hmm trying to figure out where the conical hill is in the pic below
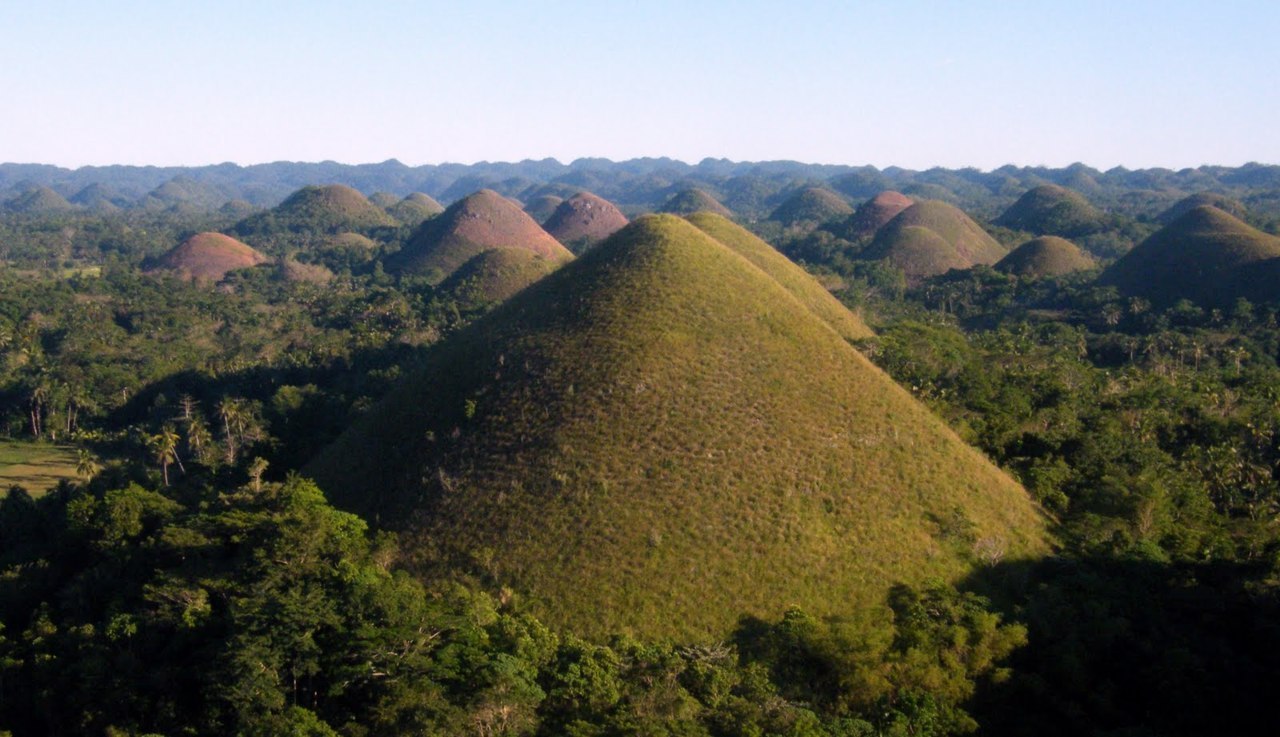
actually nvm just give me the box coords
[436,248,565,305]
[995,236,1095,278]
[542,191,629,253]
[235,184,396,237]
[524,194,564,224]
[387,189,572,282]
[659,187,732,217]
[307,214,1046,640]
[995,184,1103,236]
[148,232,268,282]
[862,200,1006,280]
[768,187,853,228]
[684,212,873,340]
[387,192,444,226]
[1159,192,1247,224]
[832,190,913,241]
[1099,206,1280,307]
[5,186,76,214]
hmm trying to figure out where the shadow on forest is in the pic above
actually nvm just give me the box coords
[959,554,1280,737]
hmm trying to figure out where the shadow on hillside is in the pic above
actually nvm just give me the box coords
[960,554,1280,737]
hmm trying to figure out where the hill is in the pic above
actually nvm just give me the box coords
[147,232,268,282]
[387,192,444,226]
[768,187,853,228]
[523,194,564,223]
[368,192,400,208]
[995,236,1095,277]
[386,189,572,281]
[234,184,396,237]
[4,186,76,214]
[277,258,334,284]
[831,190,914,240]
[995,184,1104,236]
[70,183,129,212]
[542,192,629,253]
[1099,205,1280,307]
[436,247,565,305]
[862,200,1006,280]
[658,187,732,217]
[141,176,230,211]
[684,211,873,340]
[307,214,1046,640]
[1159,192,1248,224]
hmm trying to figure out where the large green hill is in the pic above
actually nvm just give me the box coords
[307,214,1045,640]
[862,200,1006,280]
[1100,205,1280,307]
[233,184,396,239]
[995,236,1095,278]
[995,184,1104,237]
[386,189,572,282]
[768,186,853,228]
[658,187,732,217]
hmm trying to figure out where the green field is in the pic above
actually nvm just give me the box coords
[0,440,81,495]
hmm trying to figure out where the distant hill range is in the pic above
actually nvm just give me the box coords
[7,159,1277,222]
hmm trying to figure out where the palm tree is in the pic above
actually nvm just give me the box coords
[75,449,99,482]
[149,424,182,486]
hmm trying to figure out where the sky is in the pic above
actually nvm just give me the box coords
[1,0,1277,170]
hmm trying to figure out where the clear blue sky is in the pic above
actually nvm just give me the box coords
[2,0,1277,170]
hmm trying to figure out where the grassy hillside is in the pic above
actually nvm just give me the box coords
[148,232,268,282]
[996,184,1104,236]
[387,192,444,226]
[386,189,571,282]
[308,214,1045,640]
[768,186,853,227]
[436,247,565,305]
[684,211,873,340]
[832,190,914,240]
[863,200,1006,280]
[234,184,396,238]
[1159,192,1248,224]
[1100,205,1280,307]
[659,187,732,217]
[542,191,629,253]
[5,186,76,214]
[523,194,564,223]
[996,236,1095,277]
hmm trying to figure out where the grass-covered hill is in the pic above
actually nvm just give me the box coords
[862,200,1007,280]
[367,191,400,208]
[995,236,1096,278]
[307,214,1046,640]
[70,182,129,212]
[658,187,733,217]
[140,176,232,212]
[4,185,77,214]
[831,190,914,240]
[542,191,629,253]
[684,211,873,340]
[146,232,268,282]
[1159,192,1248,224]
[436,247,566,306]
[995,184,1105,236]
[386,189,572,282]
[767,186,853,228]
[387,192,444,226]
[233,184,397,239]
[1099,205,1280,307]
[523,194,564,223]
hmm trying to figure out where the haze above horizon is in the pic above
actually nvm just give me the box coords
[3,0,1277,171]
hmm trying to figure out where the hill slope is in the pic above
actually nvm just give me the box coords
[659,187,733,217]
[862,200,1006,280]
[995,236,1095,277]
[148,232,268,282]
[5,186,76,214]
[684,212,873,340]
[307,215,1045,640]
[1099,205,1280,306]
[768,187,853,228]
[436,248,566,305]
[542,191,629,253]
[387,189,572,281]
[996,184,1104,236]
[524,194,565,223]
[234,184,396,237]
[1159,192,1247,224]
[387,192,444,226]
[832,191,914,241]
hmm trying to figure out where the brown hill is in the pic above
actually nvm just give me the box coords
[387,189,572,282]
[1099,206,1280,307]
[862,200,1006,281]
[659,187,732,217]
[833,191,914,240]
[307,215,1046,639]
[542,192,629,253]
[996,236,1095,278]
[149,232,268,282]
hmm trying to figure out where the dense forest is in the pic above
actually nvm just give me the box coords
[2,161,1279,736]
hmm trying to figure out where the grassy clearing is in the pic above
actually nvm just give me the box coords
[0,440,81,495]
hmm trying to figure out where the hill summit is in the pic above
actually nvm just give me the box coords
[1100,205,1280,307]
[832,190,914,241]
[387,189,572,281]
[768,187,853,228]
[542,191,629,253]
[147,232,268,282]
[995,184,1104,236]
[862,200,1006,281]
[308,214,1045,639]
[658,187,732,217]
[387,192,444,226]
[234,184,396,238]
[995,236,1095,278]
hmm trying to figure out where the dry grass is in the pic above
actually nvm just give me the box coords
[0,441,81,496]
[863,200,1006,280]
[309,215,1046,640]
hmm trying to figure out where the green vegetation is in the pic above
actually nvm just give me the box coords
[523,193,564,223]
[994,236,1095,278]
[386,191,444,226]
[767,186,853,229]
[1159,191,1248,223]
[3,186,76,215]
[232,184,399,253]
[436,247,566,307]
[658,187,733,217]
[0,440,80,494]
[862,201,1006,281]
[309,215,1045,640]
[995,184,1105,237]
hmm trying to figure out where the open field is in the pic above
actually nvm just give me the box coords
[0,440,81,495]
